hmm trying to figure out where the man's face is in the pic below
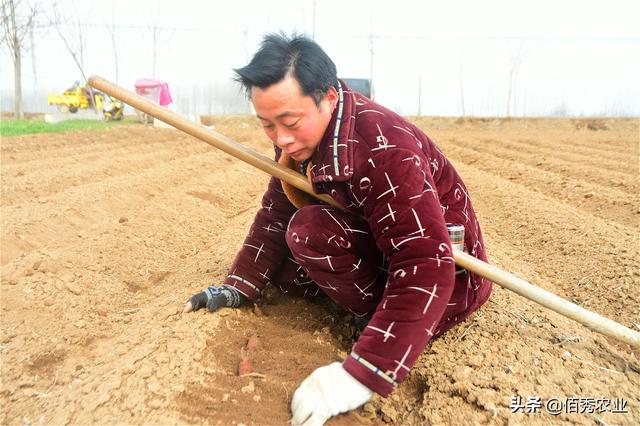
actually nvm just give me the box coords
[252,75,337,162]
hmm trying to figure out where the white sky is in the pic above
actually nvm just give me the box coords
[1,0,639,116]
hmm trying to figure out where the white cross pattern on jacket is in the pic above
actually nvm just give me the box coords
[425,320,438,337]
[263,200,274,214]
[357,109,385,116]
[366,321,396,342]
[243,242,265,262]
[390,235,430,251]
[386,344,413,381]
[377,203,397,224]
[262,223,284,233]
[318,164,332,175]
[392,125,420,147]
[407,208,428,236]
[409,171,437,201]
[350,258,362,272]
[371,124,396,152]
[353,278,376,299]
[346,181,367,207]
[429,243,455,267]
[260,268,270,280]
[322,209,349,235]
[321,209,370,236]
[454,183,471,222]
[297,253,335,271]
[407,284,439,315]
[376,172,399,200]
[316,280,339,292]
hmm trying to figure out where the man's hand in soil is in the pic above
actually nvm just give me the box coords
[291,362,373,425]
[182,285,246,314]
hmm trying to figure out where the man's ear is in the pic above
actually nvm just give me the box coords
[325,86,338,108]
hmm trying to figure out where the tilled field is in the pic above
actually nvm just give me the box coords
[1,117,638,425]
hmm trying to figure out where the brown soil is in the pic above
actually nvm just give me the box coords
[1,116,638,425]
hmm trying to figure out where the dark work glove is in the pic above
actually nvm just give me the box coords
[182,284,246,313]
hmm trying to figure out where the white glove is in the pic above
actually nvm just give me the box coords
[291,362,373,426]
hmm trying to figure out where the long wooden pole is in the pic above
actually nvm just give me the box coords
[88,75,640,348]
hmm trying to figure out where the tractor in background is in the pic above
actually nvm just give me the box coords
[47,81,124,121]
[102,96,124,121]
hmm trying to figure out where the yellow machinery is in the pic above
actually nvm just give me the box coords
[48,81,123,120]
[102,97,124,121]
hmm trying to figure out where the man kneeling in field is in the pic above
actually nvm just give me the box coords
[184,33,492,425]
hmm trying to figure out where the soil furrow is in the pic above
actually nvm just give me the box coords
[0,142,212,207]
[444,136,638,191]
[0,148,256,266]
[443,143,639,228]
[0,132,210,170]
[449,135,638,177]
[455,162,639,327]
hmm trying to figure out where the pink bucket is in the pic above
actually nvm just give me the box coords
[134,79,172,106]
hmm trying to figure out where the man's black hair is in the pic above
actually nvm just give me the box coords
[234,33,338,106]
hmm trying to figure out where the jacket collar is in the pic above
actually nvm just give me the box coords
[309,80,356,183]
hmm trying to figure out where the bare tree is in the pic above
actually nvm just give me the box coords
[311,0,316,39]
[417,74,422,116]
[242,26,248,63]
[506,40,527,117]
[29,16,36,99]
[150,23,158,77]
[1,0,37,119]
[49,1,99,112]
[105,0,118,83]
[49,2,87,79]
[458,53,466,116]
[368,5,374,93]
[145,22,174,78]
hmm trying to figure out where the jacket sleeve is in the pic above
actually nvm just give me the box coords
[222,154,298,300]
[342,147,455,397]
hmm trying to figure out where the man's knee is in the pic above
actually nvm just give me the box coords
[288,205,324,231]
[286,205,326,250]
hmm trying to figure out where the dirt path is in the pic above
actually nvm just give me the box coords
[1,117,638,425]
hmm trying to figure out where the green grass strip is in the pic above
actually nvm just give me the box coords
[0,118,134,137]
